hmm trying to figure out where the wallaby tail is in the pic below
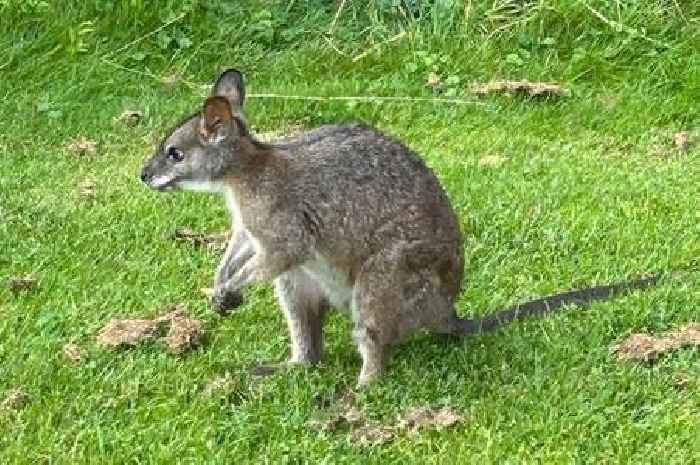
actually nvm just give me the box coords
[453,274,661,335]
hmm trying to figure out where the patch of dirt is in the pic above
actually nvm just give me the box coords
[157,308,204,354]
[67,136,97,155]
[351,425,396,447]
[1,388,29,411]
[470,80,569,97]
[97,304,204,353]
[97,318,158,348]
[307,392,465,447]
[174,228,230,253]
[307,391,364,432]
[613,323,700,361]
[8,275,38,294]
[397,406,464,434]
[78,180,97,198]
[62,343,84,362]
[673,131,692,152]
[479,154,507,167]
[113,109,143,126]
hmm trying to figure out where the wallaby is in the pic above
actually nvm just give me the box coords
[140,69,659,385]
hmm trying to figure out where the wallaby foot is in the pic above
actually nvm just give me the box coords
[355,332,388,387]
[212,288,244,315]
[275,269,329,365]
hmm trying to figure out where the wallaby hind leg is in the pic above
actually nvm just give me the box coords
[352,246,460,386]
[275,268,329,365]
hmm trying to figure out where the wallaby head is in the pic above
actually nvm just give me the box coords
[140,69,257,192]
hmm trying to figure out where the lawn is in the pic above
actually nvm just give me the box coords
[1,1,698,464]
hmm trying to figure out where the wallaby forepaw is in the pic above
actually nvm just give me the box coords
[212,287,244,315]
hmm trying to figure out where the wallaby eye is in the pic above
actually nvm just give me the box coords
[167,147,184,162]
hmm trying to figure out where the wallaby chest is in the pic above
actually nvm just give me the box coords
[301,252,354,309]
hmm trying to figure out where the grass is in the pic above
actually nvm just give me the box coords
[1,1,699,463]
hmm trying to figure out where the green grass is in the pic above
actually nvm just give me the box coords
[1,1,699,463]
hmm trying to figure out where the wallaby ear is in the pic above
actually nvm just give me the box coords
[211,69,245,111]
[199,96,233,144]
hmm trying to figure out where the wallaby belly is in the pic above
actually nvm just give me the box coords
[301,253,353,309]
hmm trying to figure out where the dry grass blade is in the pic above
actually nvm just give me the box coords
[470,80,569,97]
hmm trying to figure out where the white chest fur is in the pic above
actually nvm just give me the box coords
[301,253,353,309]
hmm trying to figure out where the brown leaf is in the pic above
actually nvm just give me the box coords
[174,228,230,252]
[613,323,700,361]
[673,131,691,152]
[8,275,38,294]
[113,109,143,126]
[78,180,97,198]
[470,80,569,97]
[67,136,97,155]
[62,343,84,362]
[1,388,29,411]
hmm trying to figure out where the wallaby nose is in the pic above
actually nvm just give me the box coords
[140,168,151,184]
